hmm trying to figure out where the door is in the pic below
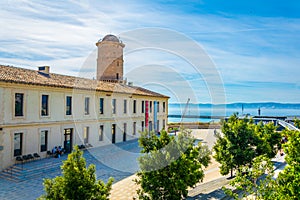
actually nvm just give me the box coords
[64,128,73,153]
[123,123,127,142]
[149,121,153,132]
[112,124,116,144]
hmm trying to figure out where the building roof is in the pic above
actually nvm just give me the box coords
[102,34,120,42]
[0,65,169,98]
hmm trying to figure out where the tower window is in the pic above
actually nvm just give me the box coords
[116,73,119,80]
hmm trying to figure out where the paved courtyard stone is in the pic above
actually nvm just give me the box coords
[0,139,140,200]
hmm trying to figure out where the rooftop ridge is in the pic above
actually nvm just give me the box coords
[0,64,169,98]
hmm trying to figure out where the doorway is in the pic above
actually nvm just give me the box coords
[64,128,73,153]
[112,124,116,144]
[123,123,127,142]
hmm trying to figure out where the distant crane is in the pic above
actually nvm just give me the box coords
[180,98,190,126]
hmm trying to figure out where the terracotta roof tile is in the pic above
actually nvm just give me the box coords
[0,65,169,98]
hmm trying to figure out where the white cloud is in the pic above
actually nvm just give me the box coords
[0,0,299,103]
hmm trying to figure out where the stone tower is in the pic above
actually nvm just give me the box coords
[96,34,125,81]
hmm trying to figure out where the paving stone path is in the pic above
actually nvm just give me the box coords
[0,139,140,200]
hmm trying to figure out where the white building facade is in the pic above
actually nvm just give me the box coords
[0,34,169,170]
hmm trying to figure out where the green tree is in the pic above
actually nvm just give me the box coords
[223,155,274,200]
[223,129,300,200]
[254,122,282,159]
[213,113,256,177]
[135,129,211,200]
[270,129,300,199]
[39,146,113,200]
[294,118,300,128]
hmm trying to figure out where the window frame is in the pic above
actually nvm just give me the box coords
[112,99,116,114]
[40,130,48,152]
[141,121,145,132]
[99,125,104,141]
[13,132,23,157]
[66,96,72,116]
[100,98,104,114]
[14,93,24,117]
[84,126,89,144]
[123,99,127,114]
[41,94,49,116]
[133,122,136,135]
[133,100,137,114]
[141,100,145,113]
[84,97,90,115]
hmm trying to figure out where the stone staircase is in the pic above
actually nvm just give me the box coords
[0,156,65,182]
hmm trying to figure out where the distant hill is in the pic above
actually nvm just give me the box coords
[169,102,300,109]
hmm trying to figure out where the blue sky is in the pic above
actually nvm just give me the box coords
[1,0,300,103]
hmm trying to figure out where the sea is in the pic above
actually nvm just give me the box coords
[168,103,300,123]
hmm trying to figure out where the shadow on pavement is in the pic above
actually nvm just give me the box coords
[187,188,226,200]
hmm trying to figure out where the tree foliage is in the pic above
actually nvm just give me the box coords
[213,113,281,177]
[135,129,211,200]
[223,128,300,199]
[213,114,257,177]
[270,129,300,199]
[223,155,274,200]
[39,146,113,200]
[294,118,300,129]
[254,122,282,158]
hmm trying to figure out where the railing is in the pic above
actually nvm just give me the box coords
[277,120,300,131]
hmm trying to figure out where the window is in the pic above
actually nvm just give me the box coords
[141,121,144,132]
[40,130,48,152]
[84,127,89,144]
[141,101,145,113]
[66,96,72,115]
[150,101,152,113]
[85,97,90,115]
[157,101,160,113]
[163,102,166,113]
[15,93,24,117]
[133,100,137,113]
[163,119,166,129]
[99,125,104,141]
[112,99,116,114]
[133,122,136,135]
[157,120,160,132]
[41,95,49,116]
[124,99,127,114]
[100,98,104,114]
[14,133,22,156]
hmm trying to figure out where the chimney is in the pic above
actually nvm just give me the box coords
[38,66,50,74]
[128,82,133,86]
